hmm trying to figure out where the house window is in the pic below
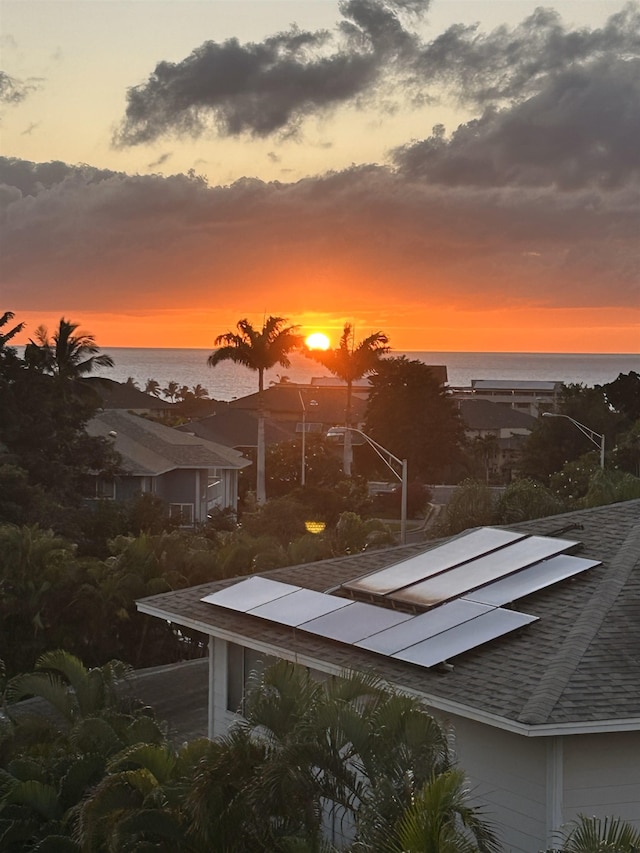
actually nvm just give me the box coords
[94,478,115,499]
[169,503,194,525]
[227,643,275,714]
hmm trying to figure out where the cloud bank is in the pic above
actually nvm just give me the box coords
[1,1,639,348]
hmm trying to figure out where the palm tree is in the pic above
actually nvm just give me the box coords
[0,310,24,352]
[24,318,114,382]
[378,769,500,853]
[307,324,389,475]
[559,814,640,853]
[145,378,161,397]
[208,317,303,503]
[162,379,180,402]
[191,383,209,399]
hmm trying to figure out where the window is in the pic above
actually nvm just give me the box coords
[94,478,115,499]
[169,503,194,525]
[227,643,275,714]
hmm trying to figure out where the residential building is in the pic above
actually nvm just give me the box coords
[453,379,563,417]
[457,398,538,482]
[137,499,640,850]
[86,410,250,521]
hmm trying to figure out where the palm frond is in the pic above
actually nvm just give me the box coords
[562,814,640,852]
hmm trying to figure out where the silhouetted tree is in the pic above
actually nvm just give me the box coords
[307,324,389,475]
[208,317,303,503]
[24,318,114,385]
[364,356,465,483]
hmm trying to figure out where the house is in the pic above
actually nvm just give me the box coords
[176,409,292,451]
[227,385,369,435]
[453,379,563,417]
[83,377,175,416]
[86,410,250,522]
[457,398,538,482]
[137,499,640,849]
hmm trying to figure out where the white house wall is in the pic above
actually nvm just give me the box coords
[443,713,547,853]
[563,731,640,830]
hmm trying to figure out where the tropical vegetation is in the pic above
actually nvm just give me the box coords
[208,317,304,503]
[306,324,389,476]
[1,655,499,853]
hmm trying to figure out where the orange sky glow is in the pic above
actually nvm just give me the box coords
[13,305,640,354]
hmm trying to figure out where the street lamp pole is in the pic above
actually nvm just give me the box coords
[328,426,408,545]
[299,391,306,487]
[541,412,605,469]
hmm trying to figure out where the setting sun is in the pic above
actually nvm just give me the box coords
[305,332,331,350]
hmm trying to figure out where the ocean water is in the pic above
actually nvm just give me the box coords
[95,349,639,402]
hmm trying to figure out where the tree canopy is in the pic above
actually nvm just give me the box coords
[208,316,303,393]
[306,324,389,475]
[364,356,465,483]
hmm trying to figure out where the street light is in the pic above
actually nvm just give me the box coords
[327,426,408,545]
[541,412,605,469]
[299,391,306,487]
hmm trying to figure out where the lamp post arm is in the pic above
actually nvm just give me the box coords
[336,426,407,544]
[542,412,605,469]
[348,427,404,480]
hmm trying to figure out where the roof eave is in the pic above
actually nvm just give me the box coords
[136,600,640,739]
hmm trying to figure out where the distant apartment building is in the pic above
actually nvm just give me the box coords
[452,379,563,417]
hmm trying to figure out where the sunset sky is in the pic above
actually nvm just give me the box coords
[2,0,639,352]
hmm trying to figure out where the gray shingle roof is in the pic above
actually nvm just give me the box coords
[87,410,250,475]
[137,499,640,730]
[457,399,538,431]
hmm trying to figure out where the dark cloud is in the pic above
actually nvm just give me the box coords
[393,57,640,189]
[0,70,41,105]
[114,0,640,152]
[114,0,429,145]
[413,4,640,106]
[1,155,637,319]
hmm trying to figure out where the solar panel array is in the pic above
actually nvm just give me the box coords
[201,527,600,670]
[202,576,538,669]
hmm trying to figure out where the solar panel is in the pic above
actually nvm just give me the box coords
[355,599,494,655]
[463,554,601,607]
[302,601,412,643]
[249,588,351,627]
[391,535,578,608]
[392,608,538,668]
[200,576,300,611]
[344,527,524,596]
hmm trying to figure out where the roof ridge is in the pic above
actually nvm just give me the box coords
[518,518,640,725]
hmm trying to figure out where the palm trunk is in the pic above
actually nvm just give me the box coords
[257,369,266,503]
[344,380,353,477]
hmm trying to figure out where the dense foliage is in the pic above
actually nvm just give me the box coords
[364,356,466,483]
[1,656,499,853]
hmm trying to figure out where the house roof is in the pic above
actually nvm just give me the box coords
[84,377,171,410]
[87,410,251,476]
[177,410,292,449]
[228,386,368,425]
[471,379,562,392]
[457,399,538,431]
[137,499,640,733]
